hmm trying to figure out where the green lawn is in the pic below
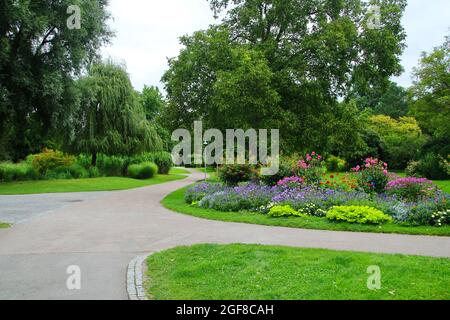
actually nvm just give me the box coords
[434,180,450,194]
[162,186,450,236]
[0,222,10,229]
[169,167,191,175]
[146,244,450,300]
[0,174,187,195]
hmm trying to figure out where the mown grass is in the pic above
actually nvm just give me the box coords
[146,244,450,300]
[0,222,10,229]
[162,186,450,236]
[0,173,187,195]
[169,167,191,175]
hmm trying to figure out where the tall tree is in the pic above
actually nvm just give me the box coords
[163,0,407,154]
[0,0,112,160]
[409,35,450,155]
[373,82,409,118]
[139,85,165,121]
[67,61,162,166]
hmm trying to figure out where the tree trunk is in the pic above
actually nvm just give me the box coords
[91,151,97,167]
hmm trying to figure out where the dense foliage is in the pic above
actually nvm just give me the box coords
[0,150,173,182]
[0,0,112,160]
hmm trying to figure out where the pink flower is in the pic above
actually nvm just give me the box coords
[383,163,388,168]
[383,170,388,176]
[311,151,316,156]
[317,155,322,160]
[306,154,312,161]
[297,160,309,169]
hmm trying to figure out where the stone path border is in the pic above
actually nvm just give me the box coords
[127,254,150,300]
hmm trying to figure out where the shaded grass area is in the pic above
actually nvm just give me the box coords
[146,244,450,300]
[162,187,450,236]
[0,174,187,195]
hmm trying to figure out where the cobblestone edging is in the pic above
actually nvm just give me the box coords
[126,254,151,300]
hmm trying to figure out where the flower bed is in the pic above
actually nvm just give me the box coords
[184,154,449,228]
[185,182,449,226]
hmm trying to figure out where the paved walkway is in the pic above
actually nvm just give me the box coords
[0,169,449,300]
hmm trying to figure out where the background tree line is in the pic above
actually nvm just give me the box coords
[0,0,166,164]
[0,0,448,179]
[161,0,449,178]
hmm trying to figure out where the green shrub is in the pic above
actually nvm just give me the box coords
[219,164,259,186]
[268,205,304,217]
[325,156,347,172]
[326,206,392,225]
[405,160,423,177]
[0,162,37,182]
[418,153,449,180]
[139,162,158,179]
[260,161,295,186]
[127,164,142,179]
[76,154,93,170]
[439,155,450,176]
[44,164,89,180]
[353,158,389,194]
[127,162,158,180]
[88,166,101,178]
[97,155,126,177]
[32,148,75,175]
[147,152,172,174]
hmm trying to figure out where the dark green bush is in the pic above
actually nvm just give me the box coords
[127,164,142,179]
[148,152,172,174]
[419,153,449,180]
[88,166,101,178]
[260,161,295,186]
[127,162,158,180]
[219,164,259,186]
[97,155,125,177]
[140,162,159,179]
[44,164,89,180]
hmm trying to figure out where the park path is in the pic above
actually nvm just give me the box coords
[0,169,449,300]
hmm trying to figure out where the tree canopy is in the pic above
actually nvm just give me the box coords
[409,36,450,155]
[67,61,162,165]
[163,0,408,154]
[0,0,112,161]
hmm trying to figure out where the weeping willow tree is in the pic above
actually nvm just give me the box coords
[68,61,162,165]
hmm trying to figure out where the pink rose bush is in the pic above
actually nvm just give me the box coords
[294,152,325,185]
[352,158,389,194]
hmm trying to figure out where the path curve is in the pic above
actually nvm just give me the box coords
[0,169,449,300]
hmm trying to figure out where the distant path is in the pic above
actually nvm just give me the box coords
[0,192,109,224]
[0,169,449,300]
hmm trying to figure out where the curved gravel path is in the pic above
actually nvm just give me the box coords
[0,169,449,300]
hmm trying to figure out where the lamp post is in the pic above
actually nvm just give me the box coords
[203,140,208,181]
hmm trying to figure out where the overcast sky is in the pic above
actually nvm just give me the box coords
[102,0,449,92]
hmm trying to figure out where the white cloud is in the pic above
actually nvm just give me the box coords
[392,0,449,87]
[102,0,449,92]
[102,0,217,91]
